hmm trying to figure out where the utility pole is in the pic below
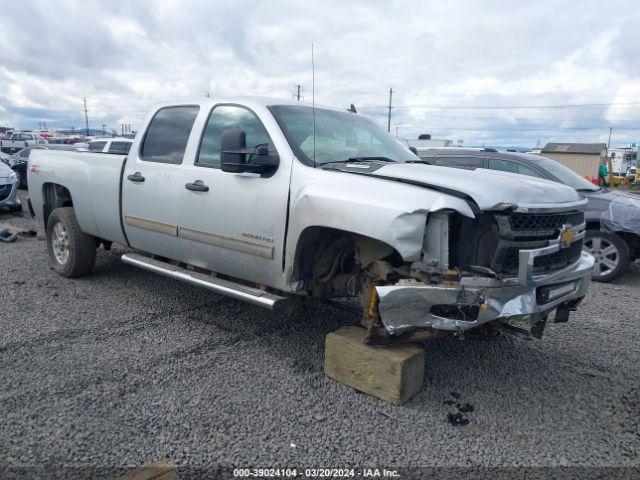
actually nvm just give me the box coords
[102,124,107,135]
[387,87,393,133]
[83,98,90,136]
[607,127,612,149]
[293,84,303,101]
[395,126,399,138]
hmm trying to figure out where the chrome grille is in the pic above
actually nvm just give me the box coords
[492,211,585,275]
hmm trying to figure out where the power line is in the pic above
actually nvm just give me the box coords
[360,100,640,110]
[399,125,638,132]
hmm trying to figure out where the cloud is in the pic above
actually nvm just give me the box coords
[0,0,638,147]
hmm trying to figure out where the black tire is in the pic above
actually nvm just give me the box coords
[46,207,96,277]
[583,230,630,282]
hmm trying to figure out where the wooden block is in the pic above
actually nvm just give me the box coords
[324,326,425,405]
[117,459,180,480]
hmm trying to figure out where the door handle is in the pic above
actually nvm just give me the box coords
[185,180,209,192]
[127,172,145,182]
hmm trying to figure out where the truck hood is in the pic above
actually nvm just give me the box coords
[368,163,585,211]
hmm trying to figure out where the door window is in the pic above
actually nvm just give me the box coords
[488,158,541,178]
[197,105,271,168]
[140,106,200,164]
[434,156,483,169]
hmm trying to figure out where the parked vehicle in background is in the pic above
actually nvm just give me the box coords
[84,138,133,154]
[0,151,11,165]
[48,136,87,145]
[418,148,640,282]
[0,160,21,212]
[27,98,593,344]
[0,132,48,154]
[608,148,637,177]
[7,145,79,189]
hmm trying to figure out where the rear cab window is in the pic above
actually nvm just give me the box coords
[140,106,200,164]
[88,141,107,152]
[108,141,132,155]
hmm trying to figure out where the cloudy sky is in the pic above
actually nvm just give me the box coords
[0,0,639,147]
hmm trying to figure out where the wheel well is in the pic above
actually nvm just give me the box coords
[292,226,402,282]
[42,183,73,226]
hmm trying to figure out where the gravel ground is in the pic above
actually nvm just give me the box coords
[1,191,639,478]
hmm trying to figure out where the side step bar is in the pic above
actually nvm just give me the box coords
[121,253,287,309]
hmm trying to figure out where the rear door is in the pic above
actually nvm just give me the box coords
[179,104,291,286]
[122,105,200,260]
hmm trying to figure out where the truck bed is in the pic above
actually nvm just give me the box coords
[28,150,128,245]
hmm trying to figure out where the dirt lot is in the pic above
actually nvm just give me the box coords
[1,191,639,478]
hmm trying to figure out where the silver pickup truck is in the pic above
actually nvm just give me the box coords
[28,98,594,343]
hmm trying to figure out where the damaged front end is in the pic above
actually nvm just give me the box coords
[374,207,594,340]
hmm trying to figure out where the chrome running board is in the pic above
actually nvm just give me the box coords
[121,252,286,309]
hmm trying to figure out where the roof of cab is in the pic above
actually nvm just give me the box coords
[150,96,342,113]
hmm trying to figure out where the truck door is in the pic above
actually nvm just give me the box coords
[121,105,200,261]
[179,104,291,287]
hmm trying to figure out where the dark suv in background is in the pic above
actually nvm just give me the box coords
[417,148,640,282]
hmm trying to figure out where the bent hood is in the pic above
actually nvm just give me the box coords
[369,163,585,211]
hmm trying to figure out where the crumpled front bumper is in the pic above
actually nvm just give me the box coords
[376,250,595,335]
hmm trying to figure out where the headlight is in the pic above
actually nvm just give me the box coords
[9,171,17,182]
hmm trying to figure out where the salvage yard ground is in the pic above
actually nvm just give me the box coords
[1,191,639,477]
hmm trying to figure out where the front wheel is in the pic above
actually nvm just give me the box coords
[46,207,97,277]
[583,230,629,282]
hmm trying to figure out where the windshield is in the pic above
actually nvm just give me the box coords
[269,105,418,166]
[528,154,600,191]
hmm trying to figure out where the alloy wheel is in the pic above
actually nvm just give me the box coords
[584,236,619,278]
[52,222,70,265]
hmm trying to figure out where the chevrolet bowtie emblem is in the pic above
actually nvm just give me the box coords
[559,225,577,248]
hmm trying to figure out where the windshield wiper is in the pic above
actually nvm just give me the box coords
[321,156,397,166]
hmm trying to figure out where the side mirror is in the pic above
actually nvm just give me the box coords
[408,146,418,156]
[221,129,279,175]
[220,129,246,173]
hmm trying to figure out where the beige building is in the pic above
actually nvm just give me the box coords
[540,143,606,179]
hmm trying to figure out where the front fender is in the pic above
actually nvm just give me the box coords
[285,170,476,283]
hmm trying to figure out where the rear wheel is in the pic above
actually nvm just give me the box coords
[584,230,629,282]
[46,207,96,277]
